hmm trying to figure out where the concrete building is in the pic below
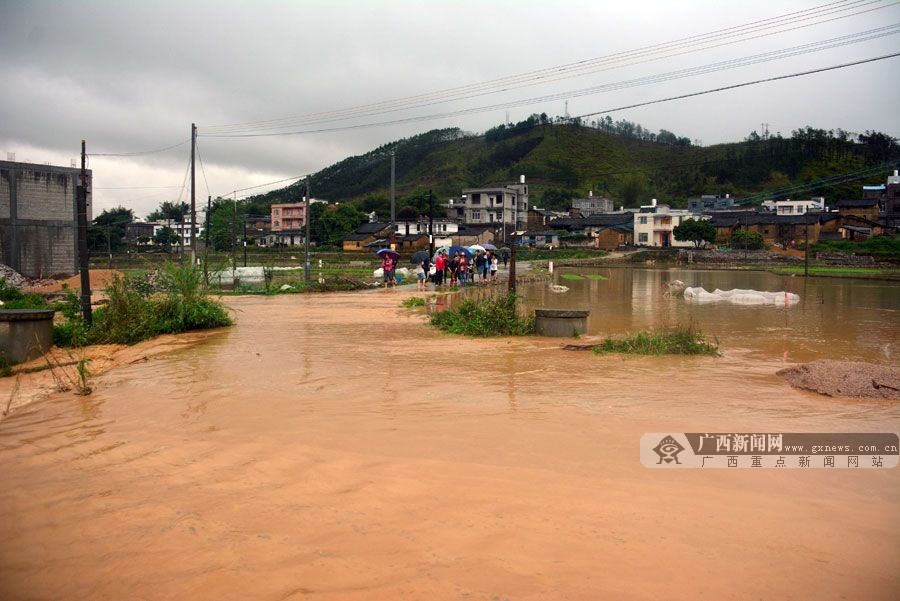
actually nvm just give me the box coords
[773,198,824,215]
[688,194,734,213]
[571,193,614,216]
[393,219,459,237]
[1,160,91,277]
[633,200,697,248]
[450,181,529,232]
[548,213,634,249]
[271,203,307,231]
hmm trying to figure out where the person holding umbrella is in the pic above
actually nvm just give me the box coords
[376,248,400,289]
[410,249,430,292]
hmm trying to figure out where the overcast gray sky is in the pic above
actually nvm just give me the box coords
[1,0,898,217]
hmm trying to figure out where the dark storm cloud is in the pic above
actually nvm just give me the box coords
[1,0,898,214]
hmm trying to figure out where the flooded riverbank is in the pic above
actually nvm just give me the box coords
[1,288,898,600]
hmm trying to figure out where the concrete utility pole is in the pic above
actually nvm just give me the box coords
[77,140,92,325]
[304,176,311,285]
[428,189,434,257]
[190,123,197,264]
[204,195,211,285]
[804,212,810,278]
[390,150,396,225]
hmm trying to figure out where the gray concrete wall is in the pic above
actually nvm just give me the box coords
[0,160,91,277]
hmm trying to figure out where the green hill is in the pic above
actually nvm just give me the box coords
[244,119,898,217]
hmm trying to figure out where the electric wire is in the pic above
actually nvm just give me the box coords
[201,26,900,138]
[202,0,897,133]
[199,52,900,139]
[87,139,190,157]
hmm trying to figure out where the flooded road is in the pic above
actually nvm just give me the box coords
[1,286,898,600]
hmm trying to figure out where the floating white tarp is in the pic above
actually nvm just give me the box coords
[683,286,799,306]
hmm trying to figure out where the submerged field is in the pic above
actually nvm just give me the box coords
[1,276,898,600]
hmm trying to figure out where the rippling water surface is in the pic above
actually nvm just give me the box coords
[1,282,897,600]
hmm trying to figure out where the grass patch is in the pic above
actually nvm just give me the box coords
[401,296,426,308]
[811,235,900,259]
[560,273,585,281]
[517,248,608,261]
[430,293,534,337]
[592,325,719,356]
[769,265,896,277]
[0,278,50,310]
[585,274,608,280]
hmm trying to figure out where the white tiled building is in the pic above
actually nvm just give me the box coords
[633,199,701,248]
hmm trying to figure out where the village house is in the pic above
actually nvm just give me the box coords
[837,199,880,222]
[548,213,634,249]
[633,200,697,248]
[342,222,393,251]
[570,192,614,216]
[688,194,735,213]
[451,180,529,232]
[518,231,559,247]
[765,198,825,215]
[525,207,568,231]
[709,212,840,247]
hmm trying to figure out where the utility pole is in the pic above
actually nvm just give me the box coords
[304,176,311,285]
[77,140,92,325]
[204,195,211,285]
[390,149,396,225]
[190,123,197,264]
[804,212,810,277]
[428,189,434,257]
[231,193,237,271]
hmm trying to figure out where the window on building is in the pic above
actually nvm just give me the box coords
[471,193,481,204]
[274,209,280,215]
[638,233,648,243]
[274,220,280,227]
[659,216,672,225]
[472,211,481,220]
[639,216,648,224]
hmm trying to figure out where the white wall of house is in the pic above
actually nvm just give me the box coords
[632,201,700,248]
[394,220,459,235]
[454,184,528,229]
[775,199,824,215]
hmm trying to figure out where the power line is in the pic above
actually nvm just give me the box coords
[203,25,900,137]
[200,51,900,139]
[87,139,190,158]
[575,52,900,121]
[202,0,896,134]
[196,139,211,199]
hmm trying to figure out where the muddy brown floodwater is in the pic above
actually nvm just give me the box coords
[1,287,899,600]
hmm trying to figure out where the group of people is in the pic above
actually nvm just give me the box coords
[419,249,500,290]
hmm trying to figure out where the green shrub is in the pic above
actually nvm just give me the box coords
[55,263,232,347]
[431,293,534,336]
[593,325,719,356]
[0,278,50,309]
[730,230,765,250]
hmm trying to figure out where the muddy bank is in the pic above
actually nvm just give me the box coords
[0,330,222,418]
[777,360,900,400]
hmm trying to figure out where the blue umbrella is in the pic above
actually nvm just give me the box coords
[375,248,400,261]
[482,243,497,251]
[447,245,473,259]
[432,246,450,260]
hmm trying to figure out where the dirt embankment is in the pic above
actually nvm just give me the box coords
[1,330,220,418]
[24,269,122,293]
[777,360,900,400]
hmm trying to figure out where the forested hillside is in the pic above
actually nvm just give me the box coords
[244,116,898,218]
